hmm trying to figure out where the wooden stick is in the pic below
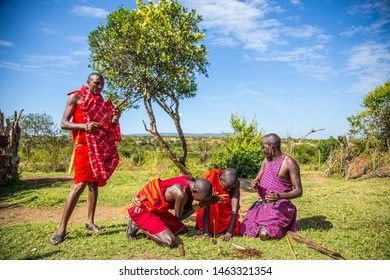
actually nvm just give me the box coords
[98,97,129,125]
[232,243,246,250]
[178,244,185,256]
[67,131,80,175]
[286,234,298,260]
[67,148,76,175]
[287,231,345,259]
[212,207,217,245]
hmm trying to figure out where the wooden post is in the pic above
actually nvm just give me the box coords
[0,109,23,184]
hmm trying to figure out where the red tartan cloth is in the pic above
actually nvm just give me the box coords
[196,170,240,235]
[128,176,194,235]
[134,175,194,213]
[68,86,121,186]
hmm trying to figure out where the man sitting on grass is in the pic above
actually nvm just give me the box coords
[126,175,222,248]
[240,133,303,240]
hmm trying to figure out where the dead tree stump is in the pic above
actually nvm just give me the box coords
[0,109,23,184]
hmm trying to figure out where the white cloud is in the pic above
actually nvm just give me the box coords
[182,0,333,80]
[346,0,390,17]
[184,0,283,51]
[67,35,88,44]
[344,41,390,94]
[70,5,108,18]
[0,40,14,47]
[290,0,301,6]
[23,55,80,68]
[34,23,57,35]
[0,61,27,71]
[71,50,90,56]
[0,53,85,81]
[254,45,333,80]
[342,1,390,37]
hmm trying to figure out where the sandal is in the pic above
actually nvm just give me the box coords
[85,224,106,233]
[49,232,67,245]
[126,218,139,240]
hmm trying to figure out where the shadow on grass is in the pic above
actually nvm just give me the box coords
[21,250,64,260]
[0,177,73,198]
[297,215,333,231]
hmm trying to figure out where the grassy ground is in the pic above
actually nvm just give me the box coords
[0,168,389,260]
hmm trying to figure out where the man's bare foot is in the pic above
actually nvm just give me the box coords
[126,218,139,240]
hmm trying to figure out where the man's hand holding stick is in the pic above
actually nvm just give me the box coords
[99,97,129,125]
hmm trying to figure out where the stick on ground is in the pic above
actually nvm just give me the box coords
[287,231,345,259]
[286,234,298,260]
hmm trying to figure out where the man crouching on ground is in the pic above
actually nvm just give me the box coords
[126,175,222,248]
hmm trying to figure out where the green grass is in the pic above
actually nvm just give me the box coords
[0,169,389,260]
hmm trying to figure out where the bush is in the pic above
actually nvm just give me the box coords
[292,144,318,164]
[317,137,340,163]
[208,113,264,179]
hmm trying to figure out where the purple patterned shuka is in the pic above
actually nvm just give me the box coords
[240,155,298,239]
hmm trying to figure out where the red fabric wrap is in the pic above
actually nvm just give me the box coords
[196,169,241,235]
[135,175,194,213]
[73,144,106,186]
[128,175,194,235]
[128,207,186,236]
[68,86,121,186]
[71,104,87,144]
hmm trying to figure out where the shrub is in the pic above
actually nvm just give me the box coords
[209,113,264,179]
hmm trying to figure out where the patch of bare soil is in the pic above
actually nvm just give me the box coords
[0,204,125,227]
[302,174,330,185]
[0,175,127,227]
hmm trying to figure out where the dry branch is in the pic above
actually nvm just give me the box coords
[288,128,325,154]
[287,231,345,259]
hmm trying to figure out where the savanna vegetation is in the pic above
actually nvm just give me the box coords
[0,0,388,261]
[1,108,389,260]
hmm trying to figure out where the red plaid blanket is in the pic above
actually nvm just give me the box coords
[74,85,121,183]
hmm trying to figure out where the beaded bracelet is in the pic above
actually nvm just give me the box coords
[192,204,201,212]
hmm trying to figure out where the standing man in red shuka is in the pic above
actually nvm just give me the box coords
[49,72,122,245]
[194,168,241,241]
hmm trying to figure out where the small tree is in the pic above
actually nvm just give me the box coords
[19,112,69,171]
[347,80,390,151]
[209,113,264,179]
[89,0,209,174]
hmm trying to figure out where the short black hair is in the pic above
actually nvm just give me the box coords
[87,72,103,83]
[194,179,212,201]
[221,168,238,185]
[262,133,281,149]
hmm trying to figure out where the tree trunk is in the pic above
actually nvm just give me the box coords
[0,109,23,184]
[152,94,188,166]
[142,88,191,175]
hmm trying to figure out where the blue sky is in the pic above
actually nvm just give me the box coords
[1,0,389,139]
